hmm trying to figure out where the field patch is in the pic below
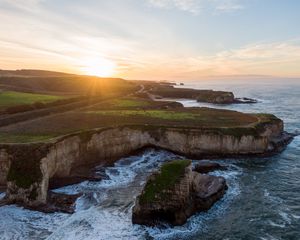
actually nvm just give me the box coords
[87,110,196,120]
[0,91,65,110]
[0,133,56,143]
[110,98,151,108]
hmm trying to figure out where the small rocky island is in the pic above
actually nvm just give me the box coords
[146,83,257,104]
[132,160,227,226]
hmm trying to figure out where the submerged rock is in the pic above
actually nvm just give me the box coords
[234,97,257,104]
[132,160,227,226]
[0,191,81,213]
[193,161,227,173]
[29,192,82,214]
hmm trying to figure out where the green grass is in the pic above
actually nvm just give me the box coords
[0,133,55,143]
[254,113,280,122]
[87,110,196,120]
[110,99,151,108]
[0,91,65,109]
[139,159,191,204]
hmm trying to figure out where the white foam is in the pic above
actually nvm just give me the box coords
[0,205,68,240]
[46,207,144,240]
[291,214,300,219]
[278,211,292,224]
[260,233,280,240]
[268,220,286,228]
[0,192,5,200]
[263,189,283,204]
[0,149,243,240]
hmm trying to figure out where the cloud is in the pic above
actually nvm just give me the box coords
[214,0,244,12]
[1,0,44,11]
[148,0,201,14]
[120,39,300,79]
[171,40,300,78]
[147,0,244,14]
[216,40,300,60]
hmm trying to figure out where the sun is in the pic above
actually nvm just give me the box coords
[81,57,116,77]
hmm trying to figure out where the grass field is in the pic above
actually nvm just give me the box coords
[110,98,151,108]
[87,110,196,120]
[0,91,65,110]
[0,96,274,143]
[0,133,56,144]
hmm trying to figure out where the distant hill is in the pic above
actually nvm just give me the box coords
[0,69,135,95]
[0,69,74,78]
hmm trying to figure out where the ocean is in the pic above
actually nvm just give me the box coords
[0,80,299,240]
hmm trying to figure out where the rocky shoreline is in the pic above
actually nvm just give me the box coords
[146,83,258,104]
[0,120,294,212]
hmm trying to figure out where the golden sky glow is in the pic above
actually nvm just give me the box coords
[80,57,116,77]
[0,0,300,80]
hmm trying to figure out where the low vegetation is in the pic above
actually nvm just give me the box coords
[0,72,277,144]
[139,159,191,204]
[148,84,234,103]
[0,72,137,96]
[110,98,151,108]
[87,110,196,120]
[0,91,65,110]
[0,95,270,143]
[0,133,56,143]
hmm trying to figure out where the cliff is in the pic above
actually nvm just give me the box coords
[132,160,227,226]
[0,114,292,209]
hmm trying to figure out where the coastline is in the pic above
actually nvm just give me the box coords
[0,81,299,240]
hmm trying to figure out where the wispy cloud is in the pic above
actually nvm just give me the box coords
[1,0,44,11]
[214,0,244,12]
[148,0,201,14]
[120,39,300,79]
[215,40,300,61]
[147,0,244,14]
[166,40,300,78]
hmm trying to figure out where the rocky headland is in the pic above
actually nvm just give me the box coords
[146,83,257,104]
[0,95,293,212]
[0,118,293,211]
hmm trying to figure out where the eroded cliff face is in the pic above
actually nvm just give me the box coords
[0,118,288,207]
[132,161,227,226]
[0,149,10,186]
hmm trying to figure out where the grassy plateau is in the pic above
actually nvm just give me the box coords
[0,72,278,144]
[0,91,65,110]
[0,95,275,143]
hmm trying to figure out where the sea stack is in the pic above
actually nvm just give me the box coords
[132,160,228,226]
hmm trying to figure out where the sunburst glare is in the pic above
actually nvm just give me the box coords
[81,57,116,77]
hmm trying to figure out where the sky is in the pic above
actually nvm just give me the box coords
[0,0,300,80]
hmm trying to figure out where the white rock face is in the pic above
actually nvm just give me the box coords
[0,120,285,206]
[0,149,10,186]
